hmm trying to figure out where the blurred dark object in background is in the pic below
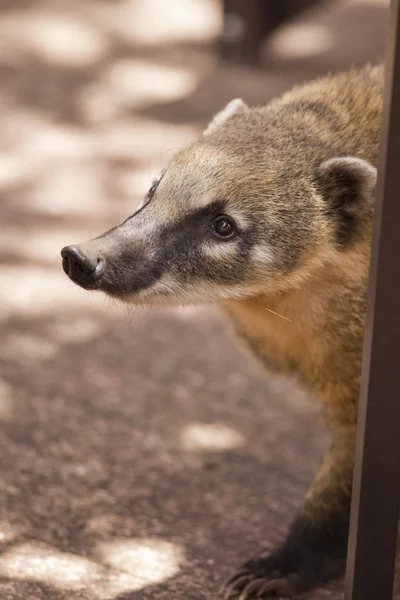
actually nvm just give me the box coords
[219,0,327,65]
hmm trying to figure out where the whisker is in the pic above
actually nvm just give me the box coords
[265,307,292,322]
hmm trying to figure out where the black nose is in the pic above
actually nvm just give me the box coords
[61,245,105,288]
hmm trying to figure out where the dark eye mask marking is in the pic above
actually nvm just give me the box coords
[102,199,254,294]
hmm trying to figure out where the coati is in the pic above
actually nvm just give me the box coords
[61,64,383,598]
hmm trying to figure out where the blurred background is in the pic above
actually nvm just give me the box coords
[0,1,391,599]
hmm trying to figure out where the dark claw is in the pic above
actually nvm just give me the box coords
[256,582,270,598]
[256,580,280,598]
[239,578,269,600]
[221,572,303,599]
[224,575,253,599]
[258,576,299,598]
[220,571,251,595]
[256,578,286,596]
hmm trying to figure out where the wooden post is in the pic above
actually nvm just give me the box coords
[345,1,400,598]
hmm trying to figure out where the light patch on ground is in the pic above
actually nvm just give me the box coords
[95,0,221,46]
[0,226,96,266]
[0,539,183,599]
[27,164,107,218]
[350,0,388,4]
[1,116,96,162]
[2,333,57,362]
[0,10,108,68]
[27,124,95,162]
[50,317,102,345]
[181,422,245,451]
[0,543,103,591]
[269,23,334,60]
[0,154,37,189]
[0,523,23,544]
[0,380,14,422]
[104,59,198,109]
[25,15,108,67]
[81,60,200,122]
[0,267,110,321]
[114,166,161,207]
[1,317,102,364]
[96,537,183,589]
[98,118,199,163]
[0,120,97,190]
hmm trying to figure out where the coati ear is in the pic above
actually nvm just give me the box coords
[316,156,377,246]
[203,98,248,136]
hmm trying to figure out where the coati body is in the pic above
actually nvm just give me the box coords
[61,64,383,598]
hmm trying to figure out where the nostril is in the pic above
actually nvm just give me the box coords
[61,248,74,277]
[61,245,105,283]
[61,247,70,263]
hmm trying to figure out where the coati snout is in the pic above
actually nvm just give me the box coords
[61,65,382,599]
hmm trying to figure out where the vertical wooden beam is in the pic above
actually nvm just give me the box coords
[345,1,400,599]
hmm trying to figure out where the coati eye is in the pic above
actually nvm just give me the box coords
[211,215,236,239]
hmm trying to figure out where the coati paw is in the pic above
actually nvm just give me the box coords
[220,555,331,599]
[220,507,349,598]
[221,570,308,599]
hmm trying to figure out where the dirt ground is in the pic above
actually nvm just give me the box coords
[0,0,395,598]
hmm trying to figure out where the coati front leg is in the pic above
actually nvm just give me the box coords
[221,434,354,599]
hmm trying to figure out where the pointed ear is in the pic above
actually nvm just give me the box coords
[316,156,377,246]
[203,98,248,136]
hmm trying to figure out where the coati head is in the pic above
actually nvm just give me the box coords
[61,98,376,306]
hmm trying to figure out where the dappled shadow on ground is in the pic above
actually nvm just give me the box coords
[0,0,393,598]
[0,305,327,599]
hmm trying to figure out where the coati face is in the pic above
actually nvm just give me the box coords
[61,99,376,306]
